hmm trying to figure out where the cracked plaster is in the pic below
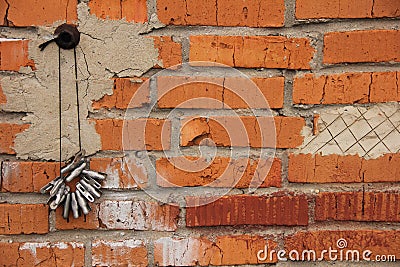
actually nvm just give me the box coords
[0,3,163,160]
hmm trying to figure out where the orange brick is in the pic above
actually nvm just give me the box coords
[55,204,99,230]
[0,241,85,266]
[1,162,59,192]
[98,200,180,231]
[0,204,48,234]
[89,157,148,189]
[154,236,278,266]
[0,0,77,26]
[156,157,281,188]
[0,40,35,71]
[285,230,400,261]
[288,154,363,183]
[157,76,284,109]
[181,116,305,149]
[293,72,400,104]
[152,36,182,68]
[315,192,400,222]
[93,78,149,109]
[186,194,309,226]
[92,240,148,267]
[157,0,284,27]
[94,118,171,151]
[88,0,147,23]
[324,30,400,64]
[0,123,29,154]
[296,0,400,19]
[289,153,400,183]
[0,84,6,104]
[190,36,315,69]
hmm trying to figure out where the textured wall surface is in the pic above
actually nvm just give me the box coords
[0,0,400,266]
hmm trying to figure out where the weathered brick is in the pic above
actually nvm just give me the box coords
[293,72,400,104]
[181,116,305,149]
[88,0,147,23]
[285,230,400,261]
[288,154,363,183]
[98,200,179,231]
[152,36,182,68]
[1,162,59,192]
[154,236,278,266]
[156,157,281,188]
[90,157,147,189]
[93,78,149,110]
[92,240,148,267]
[157,0,285,27]
[94,118,171,151]
[0,0,77,26]
[190,36,315,69]
[296,0,400,19]
[324,30,400,64]
[0,85,6,104]
[0,123,29,154]
[315,192,400,222]
[0,40,35,71]
[55,204,99,230]
[0,242,85,266]
[288,153,400,183]
[186,194,309,227]
[157,76,284,109]
[0,204,48,234]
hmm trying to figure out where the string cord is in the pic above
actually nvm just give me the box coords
[58,47,63,178]
[73,48,82,151]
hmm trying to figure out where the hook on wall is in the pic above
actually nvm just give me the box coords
[39,23,80,51]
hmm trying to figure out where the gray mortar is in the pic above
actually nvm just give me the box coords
[1,3,163,160]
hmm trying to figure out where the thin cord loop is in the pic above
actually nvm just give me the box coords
[73,48,82,151]
[58,47,63,178]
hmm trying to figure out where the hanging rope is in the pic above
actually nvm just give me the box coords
[74,47,82,151]
[58,47,63,179]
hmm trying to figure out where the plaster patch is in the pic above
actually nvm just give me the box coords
[298,103,400,159]
[0,3,162,160]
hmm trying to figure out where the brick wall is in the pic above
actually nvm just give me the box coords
[0,0,399,266]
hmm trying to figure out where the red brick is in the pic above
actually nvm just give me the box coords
[293,72,400,104]
[181,116,305,149]
[157,76,284,109]
[154,236,278,266]
[98,200,179,231]
[0,0,77,26]
[186,194,309,227]
[288,154,363,183]
[0,204,48,234]
[1,162,59,192]
[157,157,281,188]
[93,78,149,110]
[315,192,400,222]
[288,153,400,183]
[0,40,35,71]
[296,0,400,19]
[157,0,285,27]
[88,0,147,23]
[152,36,182,68]
[90,157,148,189]
[285,230,400,261]
[0,84,6,104]
[55,204,99,230]
[0,241,85,266]
[94,118,171,151]
[0,123,29,154]
[92,240,148,267]
[190,36,315,69]
[324,30,400,64]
